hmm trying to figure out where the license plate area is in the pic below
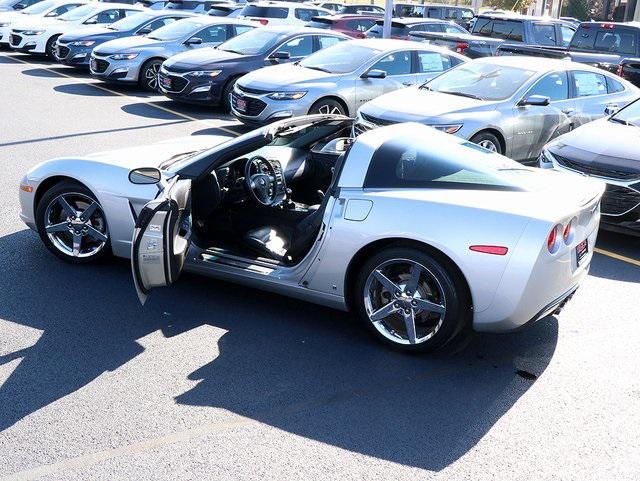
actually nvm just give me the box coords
[236,97,247,112]
[160,76,171,89]
[576,239,589,266]
[90,58,97,71]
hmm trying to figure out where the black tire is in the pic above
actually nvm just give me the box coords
[139,58,163,92]
[470,131,503,154]
[353,246,471,353]
[35,181,111,264]
[308,98,346,116]
[46,34,60,60]
[221,76,239,112]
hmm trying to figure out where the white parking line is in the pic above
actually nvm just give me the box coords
[3,54,241,137]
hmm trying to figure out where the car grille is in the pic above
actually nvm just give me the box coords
[56,45,70,59]
[231,92,267,117]
[92,58,109,73]
[353,122,372,136]
[9,34,22,46]
[601,184,640,216]
[235,84,270,95]
[555,154,640,181]
[360,112,397,127]
[158,70,188,93]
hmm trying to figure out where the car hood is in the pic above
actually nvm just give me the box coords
[360,87,493,122]
[11,16,62,29]
[163,47,245,70]
[83,135,230,170]
[549,117,640,174]
[59,26,116,42]
[94,35,165,54]
[238,63,337,90]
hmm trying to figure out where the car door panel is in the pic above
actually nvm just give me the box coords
[131,178,192,304]
[355,50,413,105]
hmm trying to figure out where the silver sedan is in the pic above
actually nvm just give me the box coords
[354,56,640,164]
[89,16,255,91]
[19,115,603,352]
[231,39,467,125]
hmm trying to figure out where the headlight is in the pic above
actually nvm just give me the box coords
[186,70,222,78]
[430,124,463,134]
[267,91,307,101]
[109,52,138,60]
[71,40,95,47]
[22,30,45,36]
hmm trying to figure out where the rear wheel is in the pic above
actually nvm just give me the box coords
[470,131,503,154]
[308,98,346,116]
[35,181,110,264]
[45,34,60,60]
[354,246,470,353]
[139,59,163,92]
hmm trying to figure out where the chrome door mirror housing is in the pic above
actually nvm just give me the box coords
[129,167,162,184]
[518,95,551,107]
[361,69,387,79]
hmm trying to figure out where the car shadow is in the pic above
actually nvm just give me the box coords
[590,230,640,282]
[121,100,232,121]
[191,125,251,137]
[0,229,559,470]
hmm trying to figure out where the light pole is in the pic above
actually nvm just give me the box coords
[382,0,393,38]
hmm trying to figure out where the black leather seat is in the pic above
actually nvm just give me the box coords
[244,226,293,261]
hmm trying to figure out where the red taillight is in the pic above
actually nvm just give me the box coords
[601,23,615,29]
[469,245,509,256]
[258,19,269,25]
[547,225,559,252]
[617,64,625,77]
[355,32,366,39]
[563,218,575,244]
[391,35,405,40]
[456,42,469,54]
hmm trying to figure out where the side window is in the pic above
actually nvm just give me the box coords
[372,51,412,76]
[606,75,625,93]
[294,9,315,21]
[572,71,608,97]
[426,8,440,19]
[347,19,375,32]
[47,4,79,16]
[146,17,177,31]
[493,20,524,41]
[122,9,140,18]
[89,9,123,24]
[527,72,569,101]
[560,26,575,46]
[317,35,343,50]
[475,18,494,36]
[417,51,452,73]
[532,24,556,46]
[234,25,254,36]
[444,9,459,20]
[444,24,464,34]
[195,25,228,44]
[594,30,636,55]
[278,35,313,57]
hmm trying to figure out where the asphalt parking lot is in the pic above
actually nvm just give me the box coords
[1,50,640,481]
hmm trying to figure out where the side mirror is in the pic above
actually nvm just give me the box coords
[518,94,550,107]
[605,103,620,116]
[269,50,290,60]
[129,167,161,185]
[137,27,152,36]
[14,3,27,10]
[185,37,203,45]
[361,69,386,79]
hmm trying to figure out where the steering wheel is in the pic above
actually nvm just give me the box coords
[244,156,279,206]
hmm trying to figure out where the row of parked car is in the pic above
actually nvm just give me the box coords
[3,0,640,237]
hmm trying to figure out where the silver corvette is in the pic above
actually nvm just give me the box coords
[19,115,604,352]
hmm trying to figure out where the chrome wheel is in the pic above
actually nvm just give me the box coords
[364,259,446,345]
[478,139,498,152]
[44,193,108,258]
[317,104,343,115]
[144,63,160,90]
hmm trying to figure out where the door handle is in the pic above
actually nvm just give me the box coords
[562,108,575,115]
[402,82,413,87]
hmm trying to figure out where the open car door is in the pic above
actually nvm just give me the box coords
[131,178,192,305]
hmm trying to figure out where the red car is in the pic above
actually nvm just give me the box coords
[306,14,379,38]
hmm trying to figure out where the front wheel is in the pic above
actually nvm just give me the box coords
[308,98,346,116]
[139,59,163,92]
[470,131,503,154]
[354,246,470,353]
[35,181,111,264]
[46,34,60,60]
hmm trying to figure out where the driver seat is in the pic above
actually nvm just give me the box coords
[243,225,294,262]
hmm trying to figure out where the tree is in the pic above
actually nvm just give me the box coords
[485,0,536,11]
[562,0,591,20]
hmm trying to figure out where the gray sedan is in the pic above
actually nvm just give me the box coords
[89,15,255,91]
[354,56,639,164]
[232,38,467,125]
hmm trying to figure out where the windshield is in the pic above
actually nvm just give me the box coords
[148,19,199,41]
[299,43,379,74]
[21,0,55,14]
[108,12,153,31]
[218,28,283,55]
[58,4,96,21]
[611,98,640,127]
[423,62,536,101]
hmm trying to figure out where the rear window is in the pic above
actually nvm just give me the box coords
[570,26,638,55]
[240,5,288,19]
[473,18,524,42]
[364,135,525,191]
[306,18,333,29]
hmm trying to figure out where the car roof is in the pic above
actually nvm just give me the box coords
[382,17,452,25]
[346,38,468,58]
[578,20,640,28]
[250,1,328,7]
[477,55,610,74]
[476,13,564,22]
[183,15,254,25]
[314,13,379,20]
[259,25,345,35]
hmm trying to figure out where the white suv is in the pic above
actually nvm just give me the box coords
[238,1,330,26]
